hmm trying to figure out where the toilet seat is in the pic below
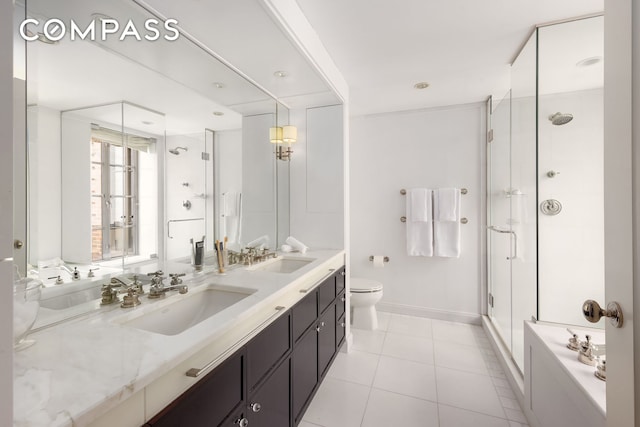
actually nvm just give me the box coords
[351,278,383,293]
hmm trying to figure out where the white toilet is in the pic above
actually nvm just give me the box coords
[350,277,384,330]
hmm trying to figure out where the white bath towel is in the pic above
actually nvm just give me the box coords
[434,188,461,258]
[406,189,433,256]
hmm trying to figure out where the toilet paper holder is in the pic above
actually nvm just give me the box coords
[369,256,389,263]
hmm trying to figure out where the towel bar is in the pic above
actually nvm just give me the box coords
[401,188,468,195]
[401,216,468,224]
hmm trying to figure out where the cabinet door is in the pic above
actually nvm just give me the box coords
[318,275,335,315]
[292,326,318,424]
[246,358,291,427]
[247,311,291,392]
[292,290,317,343]
[146,350,244,427]
[336,312,346,349]
[318,305,336,379]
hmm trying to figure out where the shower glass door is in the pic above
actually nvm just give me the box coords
[488,90,513,355]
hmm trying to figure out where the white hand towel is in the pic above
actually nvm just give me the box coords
[406,189,433,256]
[434,188,461,258]
[435,188,460,221]
[285,236,308,254]
[410,188,431,222]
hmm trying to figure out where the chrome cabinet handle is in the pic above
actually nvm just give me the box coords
[341,322,345,328]
[341,296,346,302]
[249,402,262,413]
[340,271,346,276]
[235,418,249,427]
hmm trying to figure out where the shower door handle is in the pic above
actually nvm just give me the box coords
[487,226,518,260]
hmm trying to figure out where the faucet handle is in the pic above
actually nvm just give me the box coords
[147,270,164,277]
[169,273,186,286]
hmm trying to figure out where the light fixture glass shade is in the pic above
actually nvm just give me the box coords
[269,126,283,143]
[282,125,297,143]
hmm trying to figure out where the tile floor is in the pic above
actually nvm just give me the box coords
[300,312,530,427]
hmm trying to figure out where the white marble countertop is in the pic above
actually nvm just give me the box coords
[525,321,606,416]
[14,249,345,427]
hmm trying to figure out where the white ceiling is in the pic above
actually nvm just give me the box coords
[295,0,604,116]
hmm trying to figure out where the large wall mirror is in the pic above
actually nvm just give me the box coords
[17,0,342,324]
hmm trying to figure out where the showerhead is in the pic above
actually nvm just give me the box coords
[168,146,188,155]
[548,112,573,126]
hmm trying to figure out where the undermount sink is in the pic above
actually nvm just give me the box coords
[119,285,256,336]
[251,257,315,273]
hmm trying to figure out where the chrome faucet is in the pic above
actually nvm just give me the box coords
[147,271,188,298]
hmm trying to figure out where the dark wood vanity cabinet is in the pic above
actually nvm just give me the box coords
[144,349,245,427]
[145,266,346,427]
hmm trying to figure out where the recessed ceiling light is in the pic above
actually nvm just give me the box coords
[212,111,224,116]
[576,56,602,68]
[273,71,288,78]
[141,120,153,125]
[212,82,225,89]
[414,82,430,90]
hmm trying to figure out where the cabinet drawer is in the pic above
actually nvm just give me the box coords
[292,291,317,342]
[146,350,244,427]
[336,290,346,319]
[335,266,346,294]
[247,311,291,392]
[318,275,335,314]
[336,312,346,349]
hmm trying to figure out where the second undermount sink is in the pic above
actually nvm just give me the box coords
[250,257,315,273]
[119,285,256,336]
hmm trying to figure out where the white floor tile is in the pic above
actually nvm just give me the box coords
[504,407,528,423]
[372,355,437,401]
[351,329,387,354]
[436,366,506,418]
[361,388,439,427]
[302,378,370,427]
[432,320,480,345]
[434,340,490,375]
[298,422,324,427]
[499,396,522,411]
[386,313,433,338]
[376,311,391,331]
[327,350,380,386]
[380,332,434,364]
[439,404,511,427]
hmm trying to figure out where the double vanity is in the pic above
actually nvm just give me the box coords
[14,249,346,427]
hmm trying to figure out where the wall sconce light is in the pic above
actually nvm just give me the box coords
[269,104,297,161]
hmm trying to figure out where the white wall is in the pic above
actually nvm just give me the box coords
[290,104,344,249]
[214,129,242,247]
[350,103,485,322]
[242,114,277,247]
[538,89,605,326]
[27,106,61,265]
[61,115,92,263]
[165,134,206,260]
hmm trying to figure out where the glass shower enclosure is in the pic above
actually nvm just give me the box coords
[487,16,604,372]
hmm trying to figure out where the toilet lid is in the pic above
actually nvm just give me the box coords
[351,278,383,293]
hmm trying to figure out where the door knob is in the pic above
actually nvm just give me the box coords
[235,417,249,427]
[249,402,261,413]
[582,300,623,328]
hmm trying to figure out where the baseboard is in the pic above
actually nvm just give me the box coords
[377,302,482,325]
[481,316,525,407]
